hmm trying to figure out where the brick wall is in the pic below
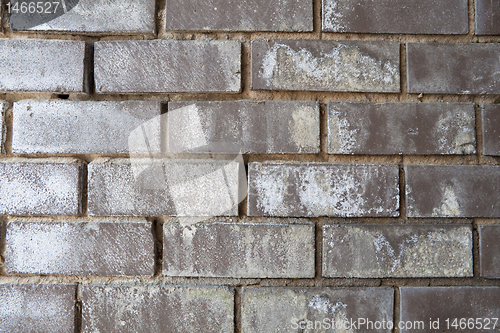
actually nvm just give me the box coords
[0,0,499,332]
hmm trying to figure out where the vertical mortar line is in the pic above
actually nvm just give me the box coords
[472,218,480,278]
[475,103,483,164]
[469,0,476,37]
[156,0,167,38]
[313,0,322,39]
[75,283,83,333]
[240,40,251,97]
[399,42,407,97]
[84,41,95,96]
[319,101,328,160]
[0,219,6,275]
[153,218,164,277]
[315,217,323,284]
[234,286,242,333]
[398,162,406,219]
[80,162,88,216]
[393,286,400,333]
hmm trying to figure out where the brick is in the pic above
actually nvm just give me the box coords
[0,284,75,332]
[479,225,500,279]
[88,158,240,216]
[248,162,399,217]
[323,223,472,278]
[406,165,500,217]
[482,104,500,156]
[0,158,83,215]
[13,100,160,154]
[10,0,155,34]
[0,102,6,154]
[328,102,476,155]
[476,0,500,35]
[167,101,319,154]
[242,287,394,332]
[5,219,154,276]
[407,43,500,94]
[82,285,234,332]
[163,218,315,278]
[400,287,500,333]
[251,39,400,92]
[323,0,468,34]
[0,40,86,93]
[95,40,241,93]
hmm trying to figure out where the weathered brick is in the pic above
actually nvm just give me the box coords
[0,40,86,93]
[166,0,312,31]
[407,43,500,94]
[323,0,468,34]
[0,102,6,154]
[482,104,500,156]
[0,284,75,332]
[248,162,399,217]
[0,158,83,216]
[251,39,400,92]
[476,0,500,35]
[5,219,154,276]
[13,100,160,154]
[328,102,476,155]
[323,223,472,278]
[406,165,500,217]
[400,287,500,333]
[88,158,240,216]
[95,40,241,93]
[242,287,394,332]
[9,0,155,34]
[82,285,234,332]
[479,225,500,279]
[163,218,315,278]
[167,101,319,154]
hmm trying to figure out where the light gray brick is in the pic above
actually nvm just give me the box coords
[13,100,161,154]
[482,104,500,156]
[323,223,473,278]
[95,40,241,93]
[163,218,315,278]
[167,101,319,154]
[82,285,234,332]
[5,219,154,276]
[248,162,400,217]
[88,158,241,216]
[0,40,86,93]
[0,158,83,216]
[0,284,75,333]
[242,287,394,332]
[251,39,400,92]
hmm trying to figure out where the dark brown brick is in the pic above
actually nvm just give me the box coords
[407,43,500,94]
[252,39,400,92]
[163,218,315,278]
[476,0,500,35]
[479,225,500,279]
[328,102,475,155]
[323,0,468,34]
[405,165,500,217]
[0,284,75,332]
[82,285,234,332]
[400,287,500,333]
[482,104,500,156]
[166,0,313,31]
[248,162,399,217]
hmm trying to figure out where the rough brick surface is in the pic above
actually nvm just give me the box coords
[251,39,400,92]
[322,0,468,34]
[248,162,399,217]
[242,287,394,332]
[88,158,240,216]
[328,102,476,155]
[407,43,500,94]
[479,225,500,279]
[82,285,234,332]
[0,102,6,154]
[0,284,75,332]
[323,223,473,278]
[0,40,86,93]
[10,0,155,34]
[95,40,241,93]
[405,165,500,217]
[482,104,500,156]
[0,158,83,216]
[400,287,500,333]
[13,100,161,154]
[5,219,154,276]
[163,218,315,278]
[475,0,500,35]
[167,101,319,154]
[166,0,313,31]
